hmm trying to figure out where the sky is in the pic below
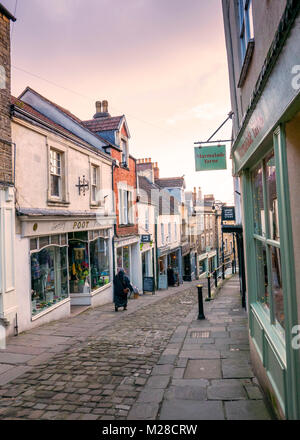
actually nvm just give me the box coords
[3,0,234,204]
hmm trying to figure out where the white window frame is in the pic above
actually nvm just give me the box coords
[90,163,100,206]
[121,138,128,167]
[118,188,134,225]
[48,144,68,205]
[50,149,61,198]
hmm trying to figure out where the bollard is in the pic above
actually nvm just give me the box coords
[197,285,205,320]
[232,260,234,275]
[222,263,225,280]
[207,274,211,300]
[214,270,217,288]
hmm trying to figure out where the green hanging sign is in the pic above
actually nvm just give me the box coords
[194,145,227,171]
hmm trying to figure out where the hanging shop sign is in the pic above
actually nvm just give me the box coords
[141,234,151,243]
[222,206,236,221]
[194,145,227,171]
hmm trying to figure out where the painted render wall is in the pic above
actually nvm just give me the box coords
[12,120,114,214]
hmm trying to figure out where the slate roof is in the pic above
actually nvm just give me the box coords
[82,116,123,132]
[138,175,180,215]
[155,177,185,189]
[11,96,113,155]
[0,3,16,21]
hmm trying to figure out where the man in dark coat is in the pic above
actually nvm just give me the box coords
[113,269,133,312]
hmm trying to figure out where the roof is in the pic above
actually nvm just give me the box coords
[19,87,83,125]
[0,3,16,21]
[82,116,124,132]
[11,96,83,140]
[138,175,180,215]
[11,97,113,159]
[155,177,185,189]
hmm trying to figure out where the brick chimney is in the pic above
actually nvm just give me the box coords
[153,162,159,180]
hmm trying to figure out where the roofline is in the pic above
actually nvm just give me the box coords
[18,87,117,150]
[0,3,16,21]
[11,103,114,163]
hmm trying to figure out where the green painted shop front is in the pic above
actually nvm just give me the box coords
[232,12,300,419]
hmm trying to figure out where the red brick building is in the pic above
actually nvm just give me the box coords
[82,101,140,287]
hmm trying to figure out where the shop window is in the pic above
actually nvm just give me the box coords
[69,236,89,294]
[90,237,110,290]
[116,246,130,277]
[251,149,285,332]
[31,238,68,316]
[199,260,206,275]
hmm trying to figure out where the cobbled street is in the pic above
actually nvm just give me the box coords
[0,285,199,420]
[0,276,273,420]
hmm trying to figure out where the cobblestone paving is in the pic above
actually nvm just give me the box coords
[0,287,198,420]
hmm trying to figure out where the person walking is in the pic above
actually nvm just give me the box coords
[113,269,133,312]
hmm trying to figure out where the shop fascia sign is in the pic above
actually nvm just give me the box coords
[232,25,300,175]
[194,145,227,171]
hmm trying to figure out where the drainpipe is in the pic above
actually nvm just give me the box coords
[111,160,117,277]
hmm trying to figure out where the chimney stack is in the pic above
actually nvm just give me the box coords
[154,163,159,180]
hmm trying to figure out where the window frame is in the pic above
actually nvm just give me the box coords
[47,144,69,205]
[238,0,254,63]
[249,147,284,335]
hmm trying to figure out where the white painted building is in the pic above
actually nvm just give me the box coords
[10,88,116,334]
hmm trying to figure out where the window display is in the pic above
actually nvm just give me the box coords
[69,230,111,294]
[30,235,68,316]
[90,237,110,290]
[68,234,90,294]
[117,246,130,276]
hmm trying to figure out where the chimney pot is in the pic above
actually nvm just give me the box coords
[96,101,102,113]
[102,100,108,113]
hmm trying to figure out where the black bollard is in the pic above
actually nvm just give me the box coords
[207,274,211,300]
[214,270,217,287]
[197,285,205,320]
[222,263,225,280]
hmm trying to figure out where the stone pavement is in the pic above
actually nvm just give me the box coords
[0,274,274,420]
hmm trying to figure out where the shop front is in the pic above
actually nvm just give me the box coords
[115,236,140,288]
[16,212,114,333]
[231,15,300,418]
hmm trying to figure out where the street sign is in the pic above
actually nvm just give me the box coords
[222,206,236,221]
[194,145,227,171]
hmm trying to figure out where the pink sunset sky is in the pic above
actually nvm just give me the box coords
[3,0,234,204]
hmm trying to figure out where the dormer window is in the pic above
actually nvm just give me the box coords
[121,138,128,167]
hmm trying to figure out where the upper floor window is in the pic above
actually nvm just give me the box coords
[145,207,149,232]
[91,165,99,204]
[239,0,254,62]
[168,222,172,243]
[119,189,133,225]
[161,223,164,245]
[121,139,128,166]
[50,149,62,198]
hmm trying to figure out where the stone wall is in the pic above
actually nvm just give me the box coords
[0,11,12,185]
